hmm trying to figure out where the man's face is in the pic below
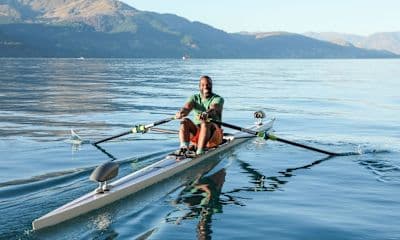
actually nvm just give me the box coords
[199,78,212,98]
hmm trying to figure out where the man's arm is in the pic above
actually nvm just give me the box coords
[176,101,193,119]
[206,103,223,119]
[199,99,224,121]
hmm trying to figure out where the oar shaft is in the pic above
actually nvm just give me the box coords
[214,120,258,135]
[93,117,175,145]
[93,130,131,145]
[93,144,117,160]
[211,119,339,156]
[272,136,339,156]
[148,117,175,127]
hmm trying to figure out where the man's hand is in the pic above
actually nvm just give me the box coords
[199,112,209,121]
[176,102,193,119]
[175,108,187,119]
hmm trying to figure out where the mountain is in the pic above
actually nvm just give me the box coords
[0,0,140,32]
[0,0,398,58]
[304,32,400,55]
[230,31,398,58]
[362,32,400,54]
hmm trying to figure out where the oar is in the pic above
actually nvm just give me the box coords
[93,116,176,145]
[93,144,117,160]
[211,120,340,156]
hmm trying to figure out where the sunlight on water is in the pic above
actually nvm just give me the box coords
[0,58,399,240]
[92,213,112,230]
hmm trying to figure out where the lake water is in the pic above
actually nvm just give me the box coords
[0,58,399,239]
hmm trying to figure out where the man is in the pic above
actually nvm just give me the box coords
[175,75,224,155]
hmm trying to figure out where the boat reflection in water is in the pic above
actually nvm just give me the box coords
[166,167,227,239]
[164,154,334,239]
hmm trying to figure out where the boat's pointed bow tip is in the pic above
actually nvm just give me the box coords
[31,221,39,231]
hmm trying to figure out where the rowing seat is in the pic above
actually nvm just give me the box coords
[90,161,119,193]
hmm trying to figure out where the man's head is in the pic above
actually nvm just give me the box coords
[199,75,212,98]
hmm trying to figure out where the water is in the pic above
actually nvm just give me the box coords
[0,58,399,239]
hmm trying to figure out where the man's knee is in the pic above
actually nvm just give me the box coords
[199,122,213,138]
[199,121,210,128]
[200,122,215,134]
[180,118,192,129]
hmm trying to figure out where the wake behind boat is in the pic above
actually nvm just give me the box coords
[32,116,275,230]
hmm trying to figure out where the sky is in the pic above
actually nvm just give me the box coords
[122,0,399,35]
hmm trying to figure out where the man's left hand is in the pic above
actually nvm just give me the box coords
[199,112,209,121]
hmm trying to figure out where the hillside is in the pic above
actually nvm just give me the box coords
[304,32,400,55]
[0,0,398,58]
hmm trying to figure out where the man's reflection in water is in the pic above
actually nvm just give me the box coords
[169,168,226,240]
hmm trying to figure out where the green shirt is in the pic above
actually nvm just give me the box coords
[187,93,224,125]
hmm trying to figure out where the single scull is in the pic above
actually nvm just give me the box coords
[32,117,274,230]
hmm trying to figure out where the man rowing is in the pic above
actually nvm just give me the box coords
[175,75,224,156]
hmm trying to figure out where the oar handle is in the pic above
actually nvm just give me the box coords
[212,120,258,135]
[146,117,176,128]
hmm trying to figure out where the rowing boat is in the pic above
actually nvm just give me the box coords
[32,117,275,230]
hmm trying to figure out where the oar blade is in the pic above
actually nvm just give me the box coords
[66,129,90,145]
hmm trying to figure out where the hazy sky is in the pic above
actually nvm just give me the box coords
[122,0,399,35]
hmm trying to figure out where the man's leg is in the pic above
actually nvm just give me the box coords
[196,122,214,154]
[179,118,197,148]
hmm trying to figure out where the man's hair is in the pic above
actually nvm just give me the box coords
[200,75,212,83]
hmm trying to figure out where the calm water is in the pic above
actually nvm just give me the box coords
[0,58,399,239]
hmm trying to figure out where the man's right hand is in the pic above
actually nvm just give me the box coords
[176,103,193,119]
[175,109,186,119]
